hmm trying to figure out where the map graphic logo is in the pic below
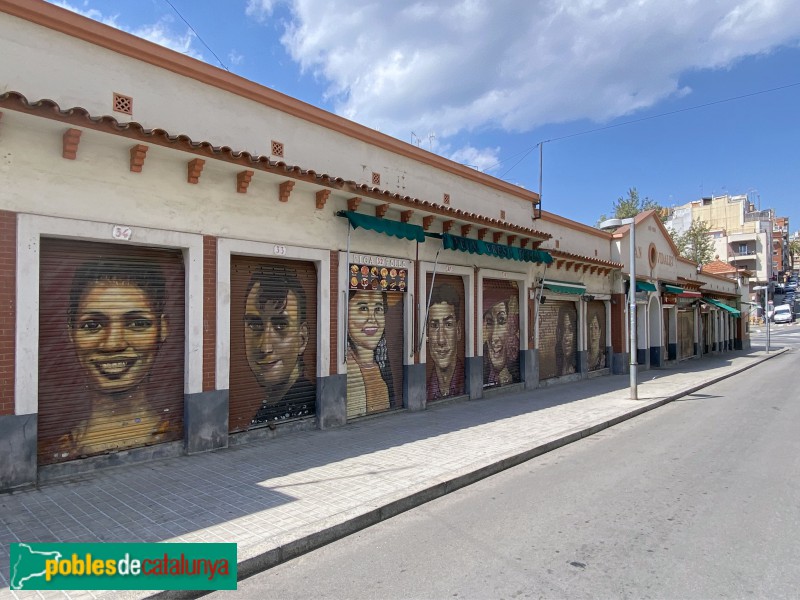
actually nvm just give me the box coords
[11,543,63,590]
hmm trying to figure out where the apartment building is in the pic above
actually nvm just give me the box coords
[665,194,786,287]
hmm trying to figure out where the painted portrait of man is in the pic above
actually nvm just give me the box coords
[426,282,465,400]
[243,264,315,425]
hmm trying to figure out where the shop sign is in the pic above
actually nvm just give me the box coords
[663,293,677,305]
[349,262,408,293]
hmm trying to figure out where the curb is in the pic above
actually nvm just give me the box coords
[152,348,788,599]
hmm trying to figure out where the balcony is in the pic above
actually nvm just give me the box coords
[727,231,760,243]
[728,250,758,263]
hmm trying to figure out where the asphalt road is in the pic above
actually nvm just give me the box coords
[211,348,800,600]
[750,320,800,352]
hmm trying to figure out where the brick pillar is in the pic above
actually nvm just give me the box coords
[0,211,15,415]
[203,236,217,392]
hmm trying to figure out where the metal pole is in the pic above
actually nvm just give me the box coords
[767,212,772,353]
[629,220,638,399]
[538,142,543,203]
[344,225,352,363]
[765,285,770,354]
[417,243,443,354]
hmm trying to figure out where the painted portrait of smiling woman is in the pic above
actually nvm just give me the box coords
[68,267,168,396]
[37,242,185,465]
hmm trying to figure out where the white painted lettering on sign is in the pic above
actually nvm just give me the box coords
[350,253,410,269]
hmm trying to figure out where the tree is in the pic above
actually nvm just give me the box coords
[788,239,800,271]
[673,219,715,265]
[596,187,665,226]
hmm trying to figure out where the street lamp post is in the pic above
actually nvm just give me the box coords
[600,216,638,400]
[752,285,770,353]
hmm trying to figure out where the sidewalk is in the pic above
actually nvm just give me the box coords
[1,346,788,599]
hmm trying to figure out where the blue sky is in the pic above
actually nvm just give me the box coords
[49,0,800,231]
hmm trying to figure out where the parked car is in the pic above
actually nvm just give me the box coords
[772,304,794,324]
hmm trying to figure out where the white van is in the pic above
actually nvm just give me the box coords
[772,304,793,324]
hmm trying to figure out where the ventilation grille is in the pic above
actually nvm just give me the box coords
[372,172,380,186]
[500,209,506,220]
[443,193,450,205]
[271,140,284,158]
[113,93,133,115]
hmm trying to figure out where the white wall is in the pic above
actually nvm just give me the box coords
[0,12,537,232]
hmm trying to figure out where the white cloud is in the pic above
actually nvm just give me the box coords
[133,22,201,59]
[246,0,278,21]
[267,0,800,155]
[52,0,203,60]
[228,50,245,66]
[52,0,120,27]
[448,145,502,173]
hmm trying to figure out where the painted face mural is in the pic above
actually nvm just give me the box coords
[38,243,185,466]
[230,260,317,431]
[70,281,167,395]
[587,300,607,371]
[426,278,465,401]
[556,306,577,376]
[538,300,577,379]
[482,280,520,388]
[245,285,308,395]
[346,285,402,419]
[348,290,387,353]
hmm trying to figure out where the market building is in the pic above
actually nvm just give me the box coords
[607,211,746,373]
[0,0,745,491]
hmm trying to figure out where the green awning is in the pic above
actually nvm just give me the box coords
[701,297,741,316]
[543,280,586,295]
[636,280,657,292]
[664,284,685,294]
[442,233,553,264]
[338,210,426,242]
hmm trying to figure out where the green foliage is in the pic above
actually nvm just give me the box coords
[596,187,665,227]
[673,219,715,265]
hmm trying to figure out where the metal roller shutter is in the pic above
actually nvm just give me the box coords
[482,278,521,388]
[38,239,185,465]
[587,300,607,371]
[425,274,466,402]
[346,262,405,419]
[678,310,694,359]
[537,299,577,379]
[229,257,317,432]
